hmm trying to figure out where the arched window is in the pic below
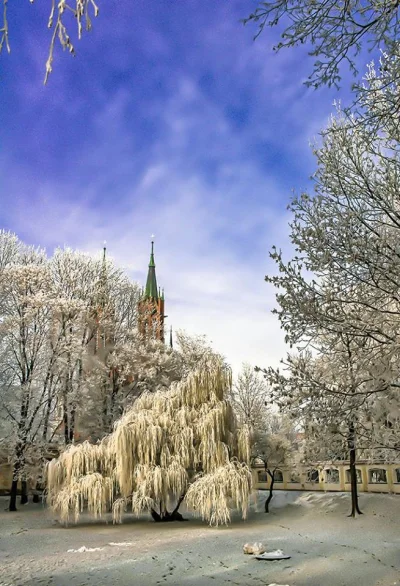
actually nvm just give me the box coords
[274,469,284,482]
[325,468,339,483]
[345,468,362,484]
[257,470,268,482]
[368,468,387,484]
[395,469,400,483]
[307,469,319,483]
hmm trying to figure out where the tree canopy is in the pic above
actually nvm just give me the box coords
[47,358,252,527]
[244,0,400,88]
[257,53,400,514]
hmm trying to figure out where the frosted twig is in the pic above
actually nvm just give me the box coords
[0,0,10,55]
[0,0,100,84]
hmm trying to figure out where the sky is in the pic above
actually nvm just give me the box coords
[0,1,361,376]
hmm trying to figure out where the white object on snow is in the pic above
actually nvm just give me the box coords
[109,542,133,547]
[67,546,104,553]
[256,549,291,561]
[243,542,266,555]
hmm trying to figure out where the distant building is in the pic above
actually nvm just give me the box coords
[138,238,166,344]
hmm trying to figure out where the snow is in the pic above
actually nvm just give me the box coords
[0,491,399,586]
[67,546,104,553]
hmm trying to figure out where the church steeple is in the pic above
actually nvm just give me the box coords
[144,238,158,300]
[138,236,165,344]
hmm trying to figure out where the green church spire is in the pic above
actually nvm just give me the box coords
[144,237,158,299]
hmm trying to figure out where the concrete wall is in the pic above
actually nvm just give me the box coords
[0,464,39,495]
[0,463,12,494]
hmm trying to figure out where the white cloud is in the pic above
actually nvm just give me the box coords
[2,20,324,379]
[2,155,291,377]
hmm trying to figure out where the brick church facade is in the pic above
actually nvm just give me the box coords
[138,238,169,345]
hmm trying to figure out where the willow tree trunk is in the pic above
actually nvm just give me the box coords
[265,469,275,513]
[348,423,362,517]
[150,493,188,522]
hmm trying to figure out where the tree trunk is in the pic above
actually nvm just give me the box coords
[265,469,275,513]
[150,493,188,522]
[348,424,362,517]
[9,445,25,511]
[68,403,76,443]
[42,372,55,442]
[63,392,70,445]
[109,368,120,431]
[9,479,19,512]
[20,480,28,505]
[10,378,30,511]
[63,351,74,445]
[150,509,188,522]
[171,492,186,517]
[102,390,110,434]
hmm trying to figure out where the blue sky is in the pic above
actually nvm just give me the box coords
[0,1,359,375]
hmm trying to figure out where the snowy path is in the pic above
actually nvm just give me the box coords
[0,492,399,586]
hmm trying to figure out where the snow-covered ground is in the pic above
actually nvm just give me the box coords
[0,491,399,586]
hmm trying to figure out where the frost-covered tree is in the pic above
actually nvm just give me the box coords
[0,237,144,507]
[0,237,53,511]
[265,53,400,398]
[230,362,269,431]
[80,330,222,441]
[47,248,104,446]
[244,1,400,88]
[0,233,249,519]
[47,358,252,527]
[252,414,293,513]
[174,330,230,378]
[77,255,142,438]
[81,335,182,440]
[0,0,99,83]
[257,55,400,515]
[258,332,400,516]
[229,364,294,513]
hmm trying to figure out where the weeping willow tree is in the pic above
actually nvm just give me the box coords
[47,358,252,526]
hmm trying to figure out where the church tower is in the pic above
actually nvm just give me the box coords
[138,238,165,343]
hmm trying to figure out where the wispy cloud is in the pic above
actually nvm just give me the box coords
[0,0,351,375]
